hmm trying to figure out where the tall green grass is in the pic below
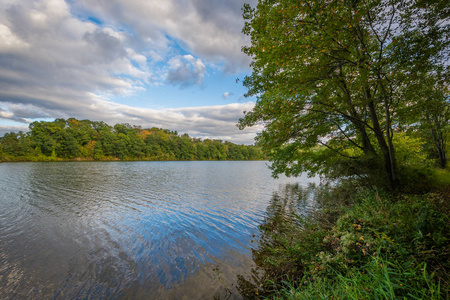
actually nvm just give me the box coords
[240,184,449,299]
[271,257,442,300]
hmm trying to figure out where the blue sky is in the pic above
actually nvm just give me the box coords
[0,0,260,144]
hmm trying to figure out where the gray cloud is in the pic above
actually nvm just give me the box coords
[83,29,127,62]
[166,55,206,87]
[72,0,257,72]
[0,100,259,144]
[0,107,28,123]
[0,1,149,114]
[0,126,29,137]
[4,103,51,119]
[0,0,259,144]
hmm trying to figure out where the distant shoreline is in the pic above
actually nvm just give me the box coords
[0,157,267,163]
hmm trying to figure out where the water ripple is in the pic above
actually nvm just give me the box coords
[0,161,319,299]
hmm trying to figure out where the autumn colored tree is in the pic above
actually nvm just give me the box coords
[1,118,265,162]
[239,0,449,189]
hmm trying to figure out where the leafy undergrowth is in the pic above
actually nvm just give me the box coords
[238,184,450,299]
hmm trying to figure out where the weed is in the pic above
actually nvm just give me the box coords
[238,184,449,299]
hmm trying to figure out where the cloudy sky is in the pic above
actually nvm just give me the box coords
[0,0,260,144]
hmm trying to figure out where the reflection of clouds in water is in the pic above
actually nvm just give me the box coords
[0,161,318,299]
[118,249,254,299]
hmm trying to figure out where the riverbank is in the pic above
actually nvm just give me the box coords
[239,174,450,299]
[0,156,266,162]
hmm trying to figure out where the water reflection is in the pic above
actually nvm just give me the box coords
[0,161,319,299]
[236,183,321,299]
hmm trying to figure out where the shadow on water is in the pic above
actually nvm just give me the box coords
[0,162,322,299]
[235,182,327,300]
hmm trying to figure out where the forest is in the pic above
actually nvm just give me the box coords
[239,0,449,191]
[234,0,450,298]
[0,118,265,161]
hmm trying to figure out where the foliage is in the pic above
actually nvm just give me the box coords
[391,133,435,191]
[237,185,450,299]
[271,256,443,300]
[432,168,450,188]
[238,0,450,190]
[0,118,265,162]
[398,75,450,169]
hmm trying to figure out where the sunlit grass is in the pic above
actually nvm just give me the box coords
[432,168,450,187]
[271,257,442,300]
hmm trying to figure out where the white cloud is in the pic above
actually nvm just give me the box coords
[72,0,256,71]
[0,100,259,144]
[0,0,152,106]
[223,92,233,99]
[0,24,29,51]
[0,0,259,144]
[126,48,147,67]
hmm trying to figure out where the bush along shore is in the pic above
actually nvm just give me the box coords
[232,0,450,298]
[236,177,450,300]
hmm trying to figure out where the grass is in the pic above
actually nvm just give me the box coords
[272,256,443,300]
[237,182,450,299]
[432,168,450,188]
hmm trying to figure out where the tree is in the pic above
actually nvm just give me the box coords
[99,131,117,157]
[398,75,449,168]
[423,93,449,169]
[195,142,208,160]
[54,130,80,158]
[66,118,96,146]
[238,0,449,189]
[0,132,33,157]
[114,133,130,159]
[29,119,66,156]
[174,135,196,160]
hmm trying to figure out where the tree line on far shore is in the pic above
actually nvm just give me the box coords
[0,118,265,161]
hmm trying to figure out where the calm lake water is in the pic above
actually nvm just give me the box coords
[0,161,319,299]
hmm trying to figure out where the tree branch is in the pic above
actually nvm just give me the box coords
[318,141,358,159]
[330,119,364,150]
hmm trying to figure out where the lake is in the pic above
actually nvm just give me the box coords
[0,161,319,299]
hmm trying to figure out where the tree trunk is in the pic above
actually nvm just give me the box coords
[381,85,399,189]
[357,121,376,156]
[366,89,399,190]
[428,114,447,168]
[339,77,376,156]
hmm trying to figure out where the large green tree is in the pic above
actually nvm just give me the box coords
[238,0,449,189]
[398,74,449,168]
